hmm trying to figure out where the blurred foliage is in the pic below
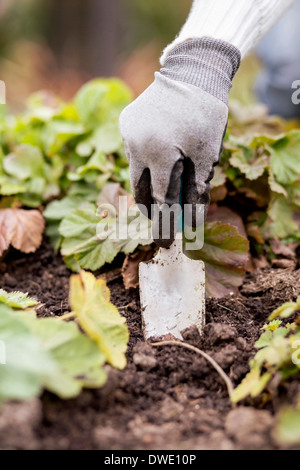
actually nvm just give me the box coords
[125,0,191,49]
[0,0,192,105]
[0,76,299,298]
[0,270,129,404]
[0,77,248,298]
[230,55,261,106]
[0,0,46,54]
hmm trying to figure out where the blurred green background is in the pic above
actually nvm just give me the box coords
[0,0,192,108]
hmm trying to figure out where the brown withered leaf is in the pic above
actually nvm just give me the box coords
[98,268,122,284]
[270,238,295,260]
[122,245,155,289]
[97,182,135,210]
[0,208,45,256]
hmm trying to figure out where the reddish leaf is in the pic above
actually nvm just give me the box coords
[122,245,155,289]
[187,221,249,298]
[207,206,247,238]
[0,208,45,256]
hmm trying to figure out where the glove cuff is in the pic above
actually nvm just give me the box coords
[160,37,241,105]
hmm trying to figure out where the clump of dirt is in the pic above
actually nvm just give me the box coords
[0,241,299,450]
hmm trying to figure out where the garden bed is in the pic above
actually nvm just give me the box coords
[0,239,299,450]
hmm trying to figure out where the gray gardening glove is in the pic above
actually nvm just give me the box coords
[119,38,241,247]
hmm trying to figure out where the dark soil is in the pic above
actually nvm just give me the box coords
[0,240,300,450]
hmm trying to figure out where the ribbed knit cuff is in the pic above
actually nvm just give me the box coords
[160,37,241,105]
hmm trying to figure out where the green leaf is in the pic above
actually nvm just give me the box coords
[69,271,129,370]
[269,131,300,185]
[64,237,119,271]
[0,178,27,196]
[58,188,152,271]
[275,408,300,446]
[77,123,123,156]
[263,196,299,239]
[0,289,38,310]
[26,318,107,394]
[268,170,288,197]
[74,79,132,129]
[254,329,273,349]
[0,297,108,403]
[286,181,300,208]
[269,296,300,321]
[254,335,291,368]
[42,120,86,155]
[44,196,88,221]
[63,254,81,272]
[262,320,283,332]
[0,305,57,402]
[59,205,100,238]
[231,367,272,403]
[3,144,45,180]
[76,151,115,177]
[229,148,269,180]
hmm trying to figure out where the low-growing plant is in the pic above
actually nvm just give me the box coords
[0,272,129,404]
[0,80,299,297]
[231,296,300,447]
[231,296,300,404]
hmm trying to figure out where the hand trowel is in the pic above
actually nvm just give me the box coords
[139,194,205,340]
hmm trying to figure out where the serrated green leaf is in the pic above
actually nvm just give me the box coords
[0,289,38,309]
[262,320,283,332]
[59,205,100,238]
[69,238,119,271]
[268,170,288,197]
[229,148,269,180]
[286,181,300,208]
[0,177,27,196]
[269,131,300,185]
[58,188,152,271]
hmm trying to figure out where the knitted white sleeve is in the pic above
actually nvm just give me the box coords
[160,0,295,65]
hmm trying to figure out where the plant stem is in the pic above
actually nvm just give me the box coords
[151,340,234,399]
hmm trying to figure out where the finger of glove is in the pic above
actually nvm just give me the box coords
[129,162,153,218]
[150,154,184,248]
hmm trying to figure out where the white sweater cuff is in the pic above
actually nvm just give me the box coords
[161,0,295,65]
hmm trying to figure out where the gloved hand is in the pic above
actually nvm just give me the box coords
[119,38,240,247]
